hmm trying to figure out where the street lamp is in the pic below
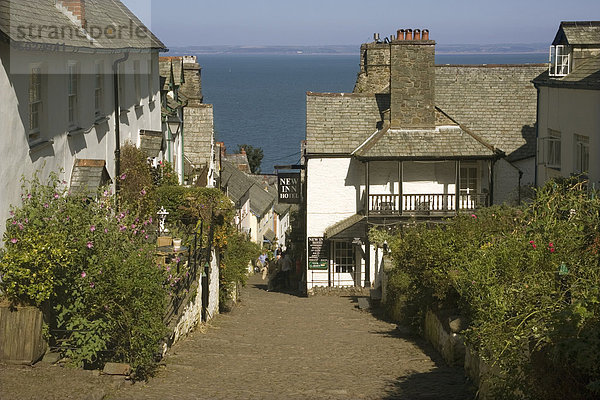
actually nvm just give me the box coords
[166,114,181,137]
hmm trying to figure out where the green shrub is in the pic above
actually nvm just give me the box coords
[383,178,600,399]
[119,143,156,219]
[0,172,166,379]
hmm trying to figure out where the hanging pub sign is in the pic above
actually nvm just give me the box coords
[308,237,328,270]
[277,172,301,204]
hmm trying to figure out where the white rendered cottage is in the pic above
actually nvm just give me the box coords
[304,28,545,291]
[0,0,166,239]
[534,21,600,185]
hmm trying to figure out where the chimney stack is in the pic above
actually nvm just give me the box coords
[56,0,86,26]
[390,28,436,129]
[217,142,226,158]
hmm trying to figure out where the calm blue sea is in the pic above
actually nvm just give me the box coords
[196,53,547,173]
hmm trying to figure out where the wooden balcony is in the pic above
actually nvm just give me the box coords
[368,193,488,216]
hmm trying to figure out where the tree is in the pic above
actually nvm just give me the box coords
[237,144,264,174]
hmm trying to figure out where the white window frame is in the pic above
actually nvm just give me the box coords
[118,63,127,112]
[133,60,141,106]
[29,65,43,142]
[546,129,561,169]
[94,61,104,116]
[575,134,590,175]
[549,45,571,77]
[148,58,155,102]
[67,62,79,127]
[333,241,355,274]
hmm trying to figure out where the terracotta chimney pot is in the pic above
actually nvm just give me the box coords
[397,29,405,41]
[422,29,429,40]
[414,29,421,40]
[405,29,413,40]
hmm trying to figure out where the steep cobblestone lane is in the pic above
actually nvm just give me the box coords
[113,275,474,400]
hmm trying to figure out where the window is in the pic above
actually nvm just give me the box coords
[29,66,42,141]
[575,135,589,174]
[334,241,355,274]
[133,60,141,105]
[460,163,479,195]
[118,63,126,111]
[546,130,561,169]
[67,62,78,126]
[549,45,571,77]
[148,58,155,101]
[94,62,104,115]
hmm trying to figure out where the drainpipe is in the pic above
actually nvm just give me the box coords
[113,52,129,208]
[180,107,185,185]
[534,85,540,188]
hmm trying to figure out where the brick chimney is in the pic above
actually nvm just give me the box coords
[390,28,436,129]
[217,142,226,158]
[56,0,86,26]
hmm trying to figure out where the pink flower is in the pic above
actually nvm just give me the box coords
[54,193,59,199]
[131,224,136,229]
[86,241,94,249]
[81,271,87,278]
[89,282,95,288]
[10,238,18,244]
[90,225,96,232]
[18,223,24,230]
[550,248,556,253]
[104,228,109,233]
[9,210,14,216]
[471,214,477,218]
[43,203,49,208]
[149,217,153,223]
[11,220,17,225]
[120,173,127,180]
[119,225,126,232]
[549,242,554,247]
[27,193,32,199]
[145,235,149,240]
[140,189,147,196]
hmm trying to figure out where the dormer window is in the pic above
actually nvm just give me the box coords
[549,45,571,77]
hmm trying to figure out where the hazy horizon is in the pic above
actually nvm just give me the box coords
[122,0,600,48]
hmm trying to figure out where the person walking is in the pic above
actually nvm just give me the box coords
[259,252,268,280]
[281,251,293,290]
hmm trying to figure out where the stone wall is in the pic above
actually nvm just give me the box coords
[355,43,391,94]
[390,41,436,129]
[184,103,214,167]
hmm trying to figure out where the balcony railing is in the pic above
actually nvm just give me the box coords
[368,193,488,216]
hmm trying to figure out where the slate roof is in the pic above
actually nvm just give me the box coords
[553,21,600,46]
[220,161,275,217]
[324,214,366,239]
[0,0,165,51]
[224,153,251,173]
[354,123,496,159]
[70,159,111,196]
[159,57,184,91]
[435,65,545,162]
[139,130,163,158]
[533,54,600,90]
[307,64,543,161]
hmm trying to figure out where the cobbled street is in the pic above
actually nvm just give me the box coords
[1,274,474,399]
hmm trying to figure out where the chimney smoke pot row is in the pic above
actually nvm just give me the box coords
[396,28,430,41]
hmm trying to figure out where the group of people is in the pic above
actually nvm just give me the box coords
[256,248,295,292]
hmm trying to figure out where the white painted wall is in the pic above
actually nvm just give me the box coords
[0,44,162,240]
[207,249,219,321]
[306,157,365,289]
[536,86,600,185]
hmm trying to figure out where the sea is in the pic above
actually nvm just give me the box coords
[191,53,548,173]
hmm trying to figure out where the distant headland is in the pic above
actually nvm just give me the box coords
[167,43,548,56]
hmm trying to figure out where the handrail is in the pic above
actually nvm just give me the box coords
[368,193,488,215]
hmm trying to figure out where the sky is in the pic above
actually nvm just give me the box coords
[123,0,600,46]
